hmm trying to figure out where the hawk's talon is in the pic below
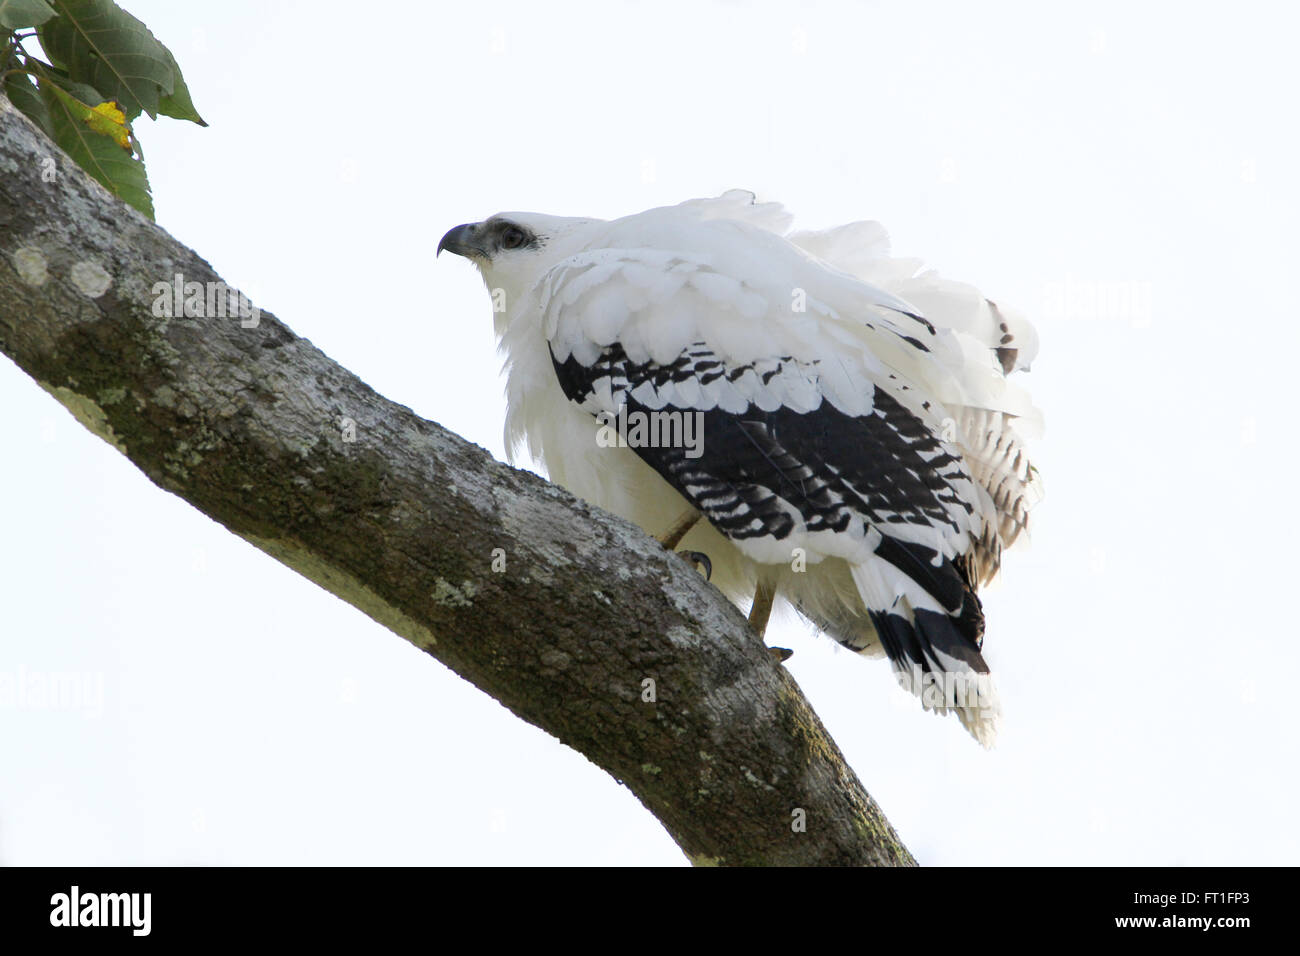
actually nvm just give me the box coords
[679,550,712,581]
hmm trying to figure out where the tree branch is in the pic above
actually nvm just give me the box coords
[0,98,915,866]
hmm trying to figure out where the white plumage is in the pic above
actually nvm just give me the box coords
[439,190,1043,746]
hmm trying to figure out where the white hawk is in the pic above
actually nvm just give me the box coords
[439,190,1043,746]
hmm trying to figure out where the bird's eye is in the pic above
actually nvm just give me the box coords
[500,225,527,250]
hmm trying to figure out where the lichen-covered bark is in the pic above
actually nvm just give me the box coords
[0,98,915,866]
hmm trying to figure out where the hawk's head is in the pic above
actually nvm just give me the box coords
[439,212,600,323]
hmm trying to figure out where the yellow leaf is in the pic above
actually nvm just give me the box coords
[86,100,132,151]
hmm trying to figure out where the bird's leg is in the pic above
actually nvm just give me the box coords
[749,577,793,662]
[657,508,702,550]
[748,578,776,637]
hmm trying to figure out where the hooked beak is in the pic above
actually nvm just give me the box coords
[438,222,490,259]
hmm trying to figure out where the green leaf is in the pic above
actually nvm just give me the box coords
[38,0,174,119]
[41,79,153,218]
[42,77,133,149]
[35,64,105,105]
[2,67,53,136]
[156,44,204,126]
[0,0,56,29]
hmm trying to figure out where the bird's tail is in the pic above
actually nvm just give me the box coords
[849,559,1001,747]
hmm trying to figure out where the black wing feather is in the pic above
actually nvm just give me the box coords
[551,340,986,654]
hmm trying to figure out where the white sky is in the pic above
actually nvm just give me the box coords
[2,0,1297,865]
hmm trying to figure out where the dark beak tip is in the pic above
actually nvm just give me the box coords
[438,222,479,259]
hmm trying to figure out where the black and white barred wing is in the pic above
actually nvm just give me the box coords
[790,216,1045,582]
[536,244,1002,742]
[678,191,1044,584]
